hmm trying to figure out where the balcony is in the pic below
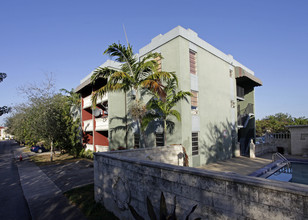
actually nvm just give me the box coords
[83,94,108,109]
[95,117,109,131]
[83,118,109,132]
[237,103,254,128]
[235,66,262,88]
[83,119,93,132]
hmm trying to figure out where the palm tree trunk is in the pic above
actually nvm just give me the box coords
[140,119,147,148]
[136,119,143,148]
[134,88,146,148]
[125,91,128,149]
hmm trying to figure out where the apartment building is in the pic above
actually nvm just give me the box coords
[75,26,262,166]
[75,60,121,152]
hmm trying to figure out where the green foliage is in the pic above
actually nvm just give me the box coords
[256,113,308,136]
[5,76,82,156]
[0,72,11,116]
[0,72,7,82]
[91,43,172,103]
[79,149,94,159]
[0,106,11,116]
[128,192,200,220]
[143,75,192,145]
[91,43,174,148]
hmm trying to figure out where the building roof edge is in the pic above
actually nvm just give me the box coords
[139,26,255,75]
[75,60,121,93]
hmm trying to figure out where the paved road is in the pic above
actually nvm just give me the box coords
[0,140,31,220]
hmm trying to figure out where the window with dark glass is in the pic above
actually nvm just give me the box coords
[155,132,164,147]
[134,133,140,148]
[192,132,199,155]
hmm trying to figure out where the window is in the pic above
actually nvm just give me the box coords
[236,85,245,99]
[192,132,199,155]
[156,132,164,147]
[134,133,140,148]
[191,90,198,110]
[189,50,197,75]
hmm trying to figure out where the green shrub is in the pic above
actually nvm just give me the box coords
[79,148,93,159]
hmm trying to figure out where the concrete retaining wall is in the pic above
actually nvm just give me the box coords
[255,143,276,156]
[264,133,291,154]
[94,150,308,219]
[107,145,184,166]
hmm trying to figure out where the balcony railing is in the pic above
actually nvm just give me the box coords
[95,117,109,131]
[83,94,108,109]
[83,119,93,132]
[238,103,254,128]
[83,117,109,132]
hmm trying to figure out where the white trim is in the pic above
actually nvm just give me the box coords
[96,145,109,152]
[83,119,93,132]
[95,117,109,131]
[189,42,198,52]
[85,144,94,151]
[80,60,122,84]
[139,26,254,75]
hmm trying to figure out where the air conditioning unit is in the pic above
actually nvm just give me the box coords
[93,108,102,117]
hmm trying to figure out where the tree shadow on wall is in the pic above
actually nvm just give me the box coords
[199,119,236,164]
[109,116,136,149]
[109,115,176,149]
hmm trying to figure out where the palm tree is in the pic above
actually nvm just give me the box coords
[91,43,174,148]
[143,75,192,146]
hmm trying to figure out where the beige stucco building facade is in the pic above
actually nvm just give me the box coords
[288,125,308,156]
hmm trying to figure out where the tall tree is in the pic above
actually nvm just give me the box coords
[91,43,174,147]
[6,75,83,160]
[0,72,7,82]
[0,72,11,116]
[143,75,191,146]
[256,113,308,136]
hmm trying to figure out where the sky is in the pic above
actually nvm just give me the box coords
[1,0,308,125]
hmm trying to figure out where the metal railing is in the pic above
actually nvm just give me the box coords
[272,152,291,168]
[237,103,254,128]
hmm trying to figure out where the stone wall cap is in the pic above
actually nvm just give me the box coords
[94,151,308,196]
[287,125,308,128]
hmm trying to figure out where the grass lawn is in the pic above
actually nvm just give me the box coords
[22,146,31,153]
[29,152,84,166]
[64,184,118,220]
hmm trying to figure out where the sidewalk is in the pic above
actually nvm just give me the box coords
[14,148,87,220]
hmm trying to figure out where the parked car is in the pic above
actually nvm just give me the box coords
[30,146,47,153]
[255,136,265,145]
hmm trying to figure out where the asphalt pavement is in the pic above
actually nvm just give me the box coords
[10,141,94,220]
[0,140,31,220]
